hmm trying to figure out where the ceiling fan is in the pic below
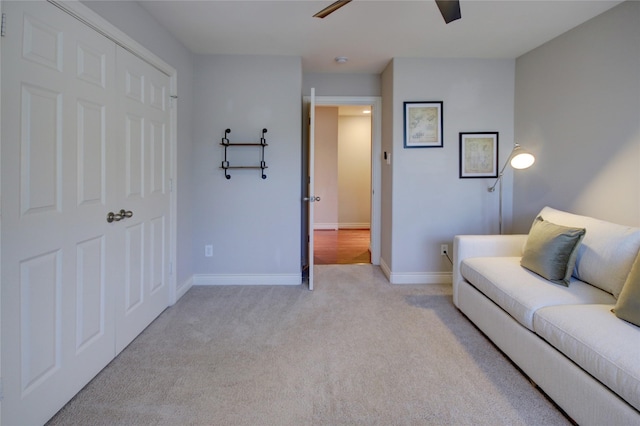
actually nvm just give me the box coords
[313,0,462,24]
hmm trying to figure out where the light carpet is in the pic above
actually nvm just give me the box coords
[47,265,570,425]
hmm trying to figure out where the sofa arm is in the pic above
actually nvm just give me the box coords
[452,234,528,307]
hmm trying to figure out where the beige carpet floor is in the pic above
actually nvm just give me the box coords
[47,265,570,425]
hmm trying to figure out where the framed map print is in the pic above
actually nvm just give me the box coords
[459,132,499,178]
[404,101,443,148]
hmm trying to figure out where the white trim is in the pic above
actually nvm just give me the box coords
[0,4,4,422]
[338,223,370,229]
[313,223,371,230]
[379,258,452,285]
[314,223,339,230]
[176,276,193,301]
[380,257,392,281]
[168,75,178,304]
[389,272,452,285]
[193,274,302,286]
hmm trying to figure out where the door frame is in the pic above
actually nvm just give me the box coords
[0,2,4,422]
[48,0,179,304]
[303,96,382,265]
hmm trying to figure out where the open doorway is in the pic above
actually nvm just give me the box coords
[313,105,372,265]
[301,94,381,273]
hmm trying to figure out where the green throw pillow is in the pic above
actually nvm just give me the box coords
[521,216,586,286]
[613,251,640,327]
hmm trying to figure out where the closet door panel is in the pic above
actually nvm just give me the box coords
[124,113,145,198]
[75,235,107,351]
[124,222,145,312]
[19,84,62,214]
[1,2,117,425]
[77,99,106,206]
[115,47,171,354]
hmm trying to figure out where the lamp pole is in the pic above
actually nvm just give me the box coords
[488,143,535,234]
[488,172,505,234]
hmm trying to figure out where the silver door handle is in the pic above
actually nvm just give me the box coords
[107,211,123,223]
[119,209,133,219]
[303,196,321,202]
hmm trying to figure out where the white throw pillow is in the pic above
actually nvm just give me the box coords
[537,206,640,298]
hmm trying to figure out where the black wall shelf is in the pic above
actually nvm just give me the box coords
[220,128,268,179]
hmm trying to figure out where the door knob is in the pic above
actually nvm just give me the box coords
[106,211,123,223]
[303,196,321,202]
[120,209,133,219]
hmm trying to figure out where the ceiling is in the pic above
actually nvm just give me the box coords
[137,0,623,74]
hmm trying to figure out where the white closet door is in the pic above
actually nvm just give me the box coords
[1,2,117,424]
[114,47,171,353]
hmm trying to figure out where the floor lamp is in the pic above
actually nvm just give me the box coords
[488,143,535,234]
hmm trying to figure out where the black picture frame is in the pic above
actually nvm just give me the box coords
[403,101,443,148]
[459,132,499,178]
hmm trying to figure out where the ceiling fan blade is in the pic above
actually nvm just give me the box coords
[313,0,353,19]
[435,0,461,24]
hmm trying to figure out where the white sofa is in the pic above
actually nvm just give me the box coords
[453,207,640,425]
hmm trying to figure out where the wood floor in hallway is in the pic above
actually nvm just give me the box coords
[314,229,371,265]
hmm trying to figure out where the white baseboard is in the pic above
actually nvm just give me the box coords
[379,258,452,285]
[175,276,193,301]
[314,223,339,230]
[193,273,302,286]
[380,257,392,281]
[339,223,370,229]
[389,272,452,285]
[314,222,371,230]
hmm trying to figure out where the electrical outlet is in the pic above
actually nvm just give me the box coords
[205,245,213,257]
[440,244,448,256]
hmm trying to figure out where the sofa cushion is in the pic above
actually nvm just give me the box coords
[613,251,640,327]
[461,257,616,330]
[537,206,640,298]
[534,304,640,412]
[521,216,585,286]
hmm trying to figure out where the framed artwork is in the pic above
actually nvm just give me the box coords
[404,101,443,148]
[459,132,499,178]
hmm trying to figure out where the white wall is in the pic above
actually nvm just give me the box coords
[315,107,339,228]
[191,55,302,283]
[338,115,371,228]
[303,73,381,97]
[382,58,515,282]
[82,1,195,291]
[514,1,640,230]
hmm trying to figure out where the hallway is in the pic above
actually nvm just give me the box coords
[314,229,370,264]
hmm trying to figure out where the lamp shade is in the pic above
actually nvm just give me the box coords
[510,150,535,169]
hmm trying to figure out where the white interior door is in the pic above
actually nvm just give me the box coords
[306,88,316,290]
[1,2,117,424]
[114,47,171,352]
